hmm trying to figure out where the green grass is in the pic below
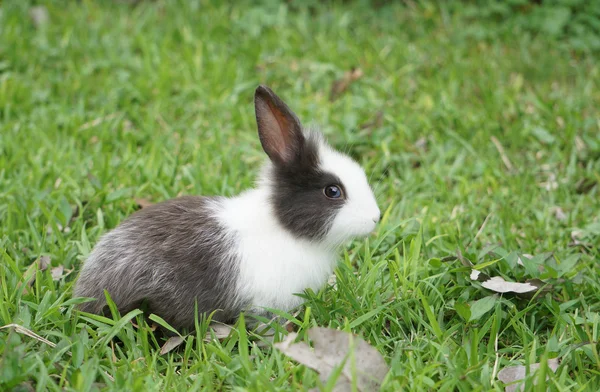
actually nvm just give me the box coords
[1,0,600,390]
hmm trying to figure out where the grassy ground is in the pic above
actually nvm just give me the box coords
[1,0,599,390]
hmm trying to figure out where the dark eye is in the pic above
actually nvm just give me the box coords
[324,185,342,199]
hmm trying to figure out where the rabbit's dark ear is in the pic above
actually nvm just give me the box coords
[254,85,304,166]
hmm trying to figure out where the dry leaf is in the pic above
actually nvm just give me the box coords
[470,270,487,281]
[550,207,567,221]
[286,322,297,333]
[569,230,587,247]
[135,198,153,209]
[330,68,363,101]
[470,269,549,296]
[498,358,560,392]
[204,323,233,342]
[50,265,64,281]
[38,255,51,271]
[539,172,558,191]
[275,327,388,391]
[16,256,52,294]
[457,250,474,267]
[414,137,428,151]
[29,6,49,28]
[481,276,538,294]
[159,336,185,355]
[327,274,337,289]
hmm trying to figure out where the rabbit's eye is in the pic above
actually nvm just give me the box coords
[324,185,342,199]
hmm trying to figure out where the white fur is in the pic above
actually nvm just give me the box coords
[217,133,380,313]
[318,142,381,246]
[218,188,338,312]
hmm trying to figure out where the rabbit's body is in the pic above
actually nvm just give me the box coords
[74,86,380,330]
[75,196,246,326]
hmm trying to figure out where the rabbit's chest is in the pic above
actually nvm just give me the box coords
[235,235,337,311]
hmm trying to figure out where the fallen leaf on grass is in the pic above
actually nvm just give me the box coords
[457,250,474,267]
[205,323,234,341]
[38,255,51,271]
[275,327,388,391]
[570,230,585,247]
[470,270,550,297]
[498,358,560,392]
[550,206,567,221]
[29,6,49,28]
[135,198,153,209]
[480,276,538,294]
[330,68,363,101]
[17,256,51,294]
[50,265,64,281]
[327,274,337,289]
[159,336,185,355]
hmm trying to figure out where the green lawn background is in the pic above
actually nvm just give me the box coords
[1,0,599,390]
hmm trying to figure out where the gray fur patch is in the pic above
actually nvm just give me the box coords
[270,132,346,241]
[73,196,246,331]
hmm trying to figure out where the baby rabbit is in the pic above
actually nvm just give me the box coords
[74,86,380,330]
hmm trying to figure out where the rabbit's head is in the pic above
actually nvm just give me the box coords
[254,85,380,246]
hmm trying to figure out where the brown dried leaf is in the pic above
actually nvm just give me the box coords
[159,336,185,355]
[470,269,551,298]
[569,230,586,247]
[16,256,51,294]
[275,327,388,391]
[498,358,560,392]
[135,198,153,209]
[204,323,234,342]
[550,206,567,221]
[38,255,51,271]
[481,276,537,294]
[286,322,298,333]
[414,137,428,151]
[50,265,64,281]
[469,269,490,282]
[29,6,49,28]
[457,250,474,267]
[330,68,363,101]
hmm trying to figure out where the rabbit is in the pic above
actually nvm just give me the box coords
[73,85,381,331]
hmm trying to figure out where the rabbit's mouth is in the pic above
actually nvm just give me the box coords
[323,208,381,246]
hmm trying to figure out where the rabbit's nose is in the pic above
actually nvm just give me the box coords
[372,212,381,223]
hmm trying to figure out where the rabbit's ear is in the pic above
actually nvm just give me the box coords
[254,85,304,166]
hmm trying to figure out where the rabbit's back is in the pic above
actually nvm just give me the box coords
[74,196,245,329]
